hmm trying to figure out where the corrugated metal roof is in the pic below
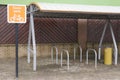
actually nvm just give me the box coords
[30,2,120,14]
[28,2,120,19]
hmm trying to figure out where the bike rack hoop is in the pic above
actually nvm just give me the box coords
[51,45,59,64]
[60,49,69,70]
[74,45,82,62]
[86,48,97,68]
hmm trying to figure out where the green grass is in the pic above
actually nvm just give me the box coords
[1,0,120,6]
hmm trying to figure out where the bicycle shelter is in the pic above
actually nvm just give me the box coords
[27,2,120,71]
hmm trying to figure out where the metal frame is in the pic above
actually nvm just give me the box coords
[27,4,39,14]
[27,5,37,71]
[61,49,69,70]
[86,49,97,68]
[74,44,82,62]
[98,19,118,65]
[51,46,59,64]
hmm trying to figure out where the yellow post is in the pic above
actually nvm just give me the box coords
[104,48,112,65]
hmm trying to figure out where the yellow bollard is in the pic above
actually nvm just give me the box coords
[104,48,112,65]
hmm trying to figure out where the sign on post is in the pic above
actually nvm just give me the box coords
[7,4,26,78]
[7,4,26,23]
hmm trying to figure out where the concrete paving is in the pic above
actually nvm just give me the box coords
[0,57,120,80]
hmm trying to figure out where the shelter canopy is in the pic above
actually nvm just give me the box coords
[27,2,120,71]
[28,2,120,19]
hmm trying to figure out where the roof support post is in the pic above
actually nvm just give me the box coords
[98,19,118,65]
[27,14,32,64]
[27,5,37,71]
[98,21,108,60]
[109,20,118,65]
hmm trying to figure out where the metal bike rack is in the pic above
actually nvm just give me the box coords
[98,19,118,65]
[86,49,97,68]
[74,45,82,62]
[51,46,58,64]
[61,49,69,70]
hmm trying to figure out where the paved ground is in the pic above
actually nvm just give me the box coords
[0,57,120,80]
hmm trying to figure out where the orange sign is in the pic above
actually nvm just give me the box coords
[7,4,26,23]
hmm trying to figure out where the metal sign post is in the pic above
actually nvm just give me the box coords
[7,4,26,78]
[15,23,19,78]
